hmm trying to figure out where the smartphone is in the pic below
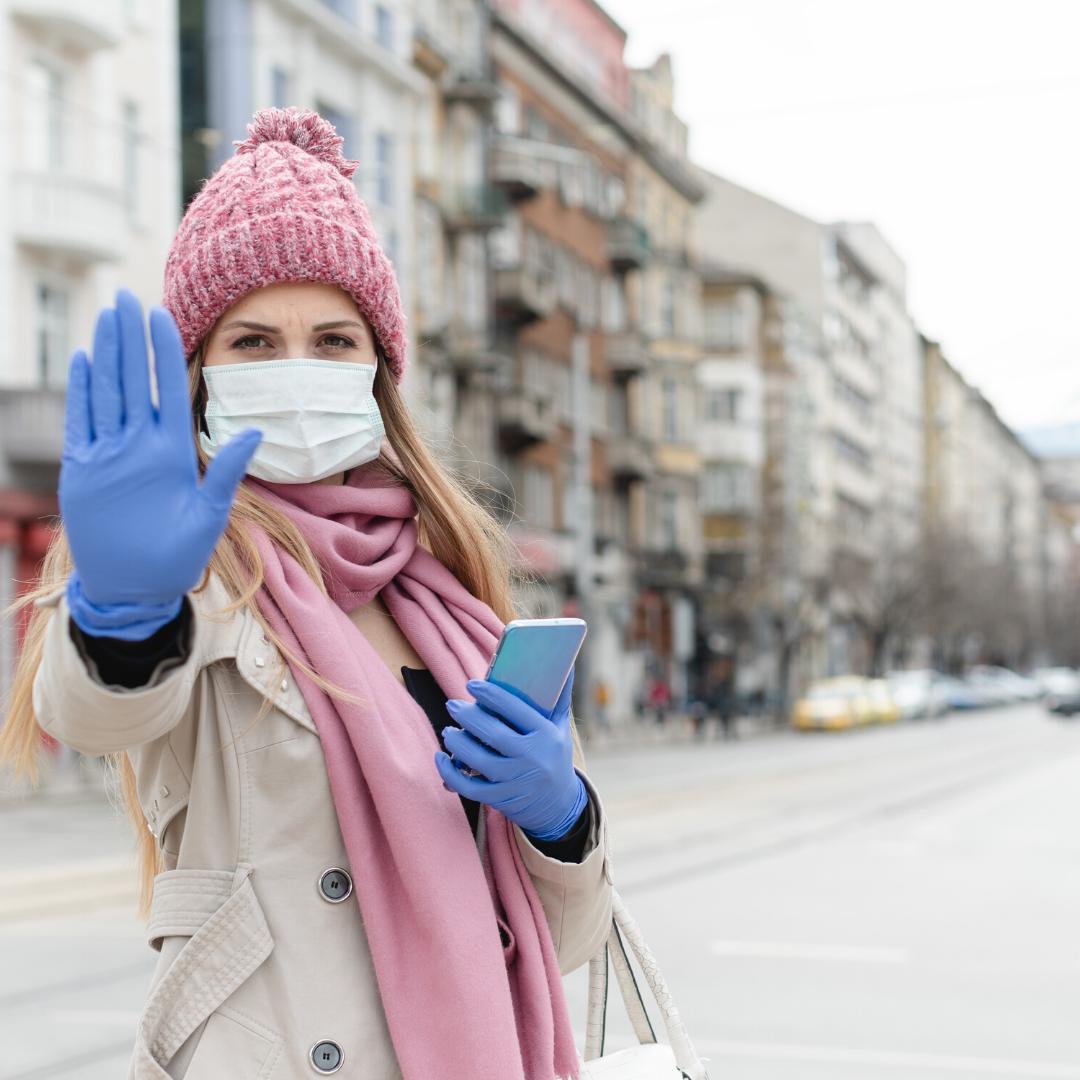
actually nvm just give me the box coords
[484,618,587,720]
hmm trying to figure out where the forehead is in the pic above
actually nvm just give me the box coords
[223,281,363,322]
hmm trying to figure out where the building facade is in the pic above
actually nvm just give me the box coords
[0,0,179,702]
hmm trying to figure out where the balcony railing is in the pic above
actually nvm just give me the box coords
[441,184,507,231]
[607,217,649,273]
[12,172,127,261]
[498,392,555,450]
[607,436,653,482]
[494,267,556,324]
[605,332,647,375]
[0,388,66,465]
[12,0,122,52]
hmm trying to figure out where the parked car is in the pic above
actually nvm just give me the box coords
[1045,691,1080,717]
[938,675,981,710]
[867,679,901,723]
[964,666,1038,706]
[1033,667,1080,699]
[794,676,897,730]
[886,670,950,719]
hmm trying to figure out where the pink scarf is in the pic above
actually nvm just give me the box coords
[246,465,579,1080]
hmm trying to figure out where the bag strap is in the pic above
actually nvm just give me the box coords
[584,890,709,1079]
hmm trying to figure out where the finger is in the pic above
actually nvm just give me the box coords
[467,679,546,733]
[116,289,152,426]
[446,699,525,756]
[63,351,92,451]
[89,307,122,437]
[201,429,262,508]
[149,306,194,437]
[435,751,500,803]
[441,727,518,782]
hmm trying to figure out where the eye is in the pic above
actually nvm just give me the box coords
[319,334,357,349]
[231,334,271,349]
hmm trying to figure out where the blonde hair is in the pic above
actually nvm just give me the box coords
[1,341,521,915]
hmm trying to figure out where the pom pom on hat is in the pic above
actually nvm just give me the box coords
[163,107,407,383]
[234,107,360,179]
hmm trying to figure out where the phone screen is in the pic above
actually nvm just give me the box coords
[485,619,587,719]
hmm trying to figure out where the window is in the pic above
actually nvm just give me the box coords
[662,378,677,442]
[315,103,353,160]
[703,301,748,350]
[317,0,357,23]
[522,465,554,530]
[661,490,678,550]
[702,463,753,512]
[376,132,393,205]
[834,432,872,472]
[122,101,140,218]
[376,5,394,50]
[36,283,69,387]
[833,373,872,423]
[705,388,740,422]
[272,67,291,109]
[26,61,64,170]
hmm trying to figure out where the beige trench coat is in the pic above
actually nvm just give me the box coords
[33,577,613,1080]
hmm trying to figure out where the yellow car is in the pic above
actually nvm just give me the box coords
[794,677,872,730]
[867,678,901,723]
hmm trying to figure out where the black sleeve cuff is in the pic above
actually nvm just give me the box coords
[527,802,591,864]
[71,600,193,690]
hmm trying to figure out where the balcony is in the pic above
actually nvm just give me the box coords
[443,78,501,109]
[607,217,649,273]
[12,173,126,261]
[491,139,556,201]
[494,267,556,324]
[605,332,647,375]
[0,388,65,465]
[12,0,122,52]
[639,549,689,589]
[441,184,507,231]
[607,437,653,482]
[498,392,555,450]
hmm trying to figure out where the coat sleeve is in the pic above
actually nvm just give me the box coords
[515,772,614,975]
[33,594,206,756]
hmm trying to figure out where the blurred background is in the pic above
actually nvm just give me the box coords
[2,1,1080,1078]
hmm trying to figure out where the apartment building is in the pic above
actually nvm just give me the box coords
[0,0,179,701]
[482,0,703,725]
[695,169,929,688]
[923,340,1059,666]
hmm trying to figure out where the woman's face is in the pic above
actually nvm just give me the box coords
[202,281,377,368]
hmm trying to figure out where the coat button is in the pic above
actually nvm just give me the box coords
[318,868,353,903]
[310,1040,343,1073]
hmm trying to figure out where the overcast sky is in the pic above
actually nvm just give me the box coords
[602,0,1080,433]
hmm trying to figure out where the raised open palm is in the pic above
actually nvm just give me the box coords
[59,289,260,640]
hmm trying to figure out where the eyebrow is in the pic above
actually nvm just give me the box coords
[312,319,366,332]
[219,320,280,334]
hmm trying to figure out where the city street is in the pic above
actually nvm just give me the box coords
[3,704,1080,1079]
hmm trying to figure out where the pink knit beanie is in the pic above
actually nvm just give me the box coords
[162,107,407,382]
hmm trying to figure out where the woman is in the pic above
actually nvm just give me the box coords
[1,109,611,1080]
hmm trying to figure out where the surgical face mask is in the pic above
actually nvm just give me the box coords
[200,359,385,484]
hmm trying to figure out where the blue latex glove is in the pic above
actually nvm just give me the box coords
[59,289,261,640]
[435,668,588,842]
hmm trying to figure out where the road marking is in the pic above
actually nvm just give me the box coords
[694,1040,1080,1077]
[709,940,909,963]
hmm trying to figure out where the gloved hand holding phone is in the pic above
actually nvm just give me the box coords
[59,290,260,640]
[436,668,588,842]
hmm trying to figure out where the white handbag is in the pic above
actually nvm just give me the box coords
[580,891,709,1080]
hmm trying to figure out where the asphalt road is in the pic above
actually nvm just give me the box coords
[2,704,1079,1079]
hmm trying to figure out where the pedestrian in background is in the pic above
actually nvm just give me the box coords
[0,110,611,1080]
